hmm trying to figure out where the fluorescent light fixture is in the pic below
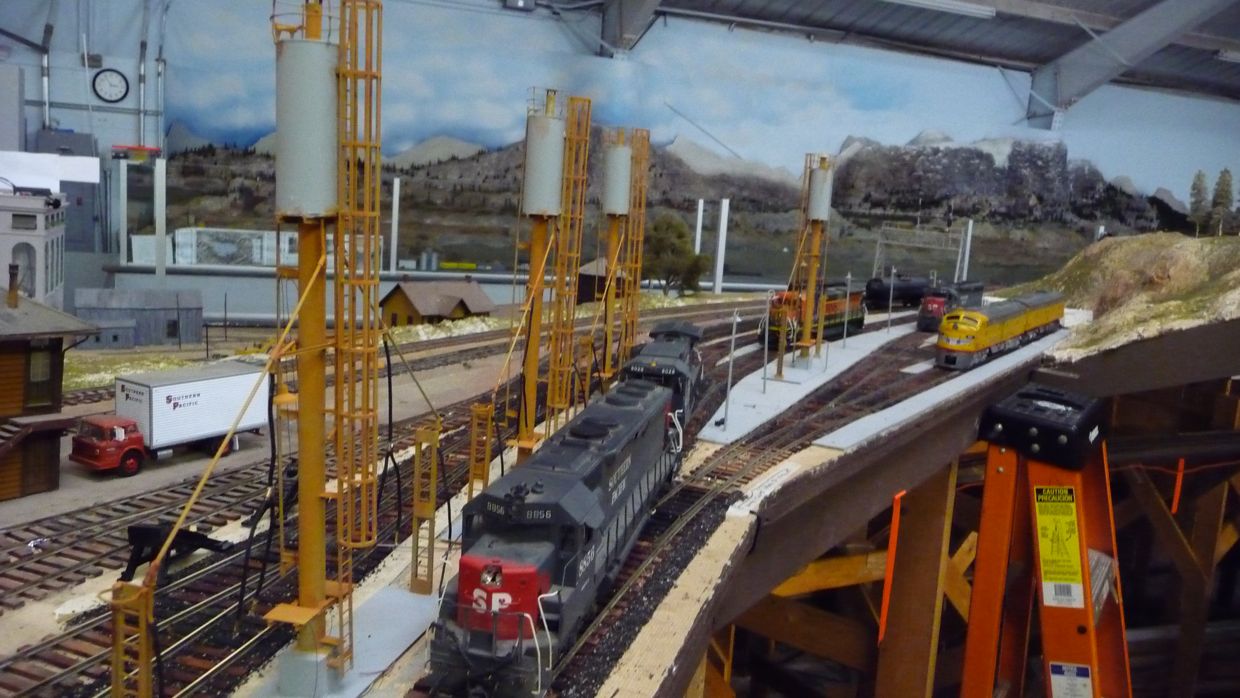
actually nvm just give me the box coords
[1217,50,1240,64]
[880,0,997,20]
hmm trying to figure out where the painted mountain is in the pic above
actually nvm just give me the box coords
[160,123,1189,266]
[833,131,1181,232]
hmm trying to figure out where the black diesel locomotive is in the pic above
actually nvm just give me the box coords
[427,322,704,696]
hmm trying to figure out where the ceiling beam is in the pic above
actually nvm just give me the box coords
[602,0,662,54]
[1025,0,1238,129]
[987,0,1240,55]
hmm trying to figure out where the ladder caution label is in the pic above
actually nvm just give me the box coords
[1033,486,1085,608]
[1048,662,1092,698]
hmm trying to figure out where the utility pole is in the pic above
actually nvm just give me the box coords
[887,266,896,334]
[723,309,738,430]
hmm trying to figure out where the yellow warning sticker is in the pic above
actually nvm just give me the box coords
[1034,486,1085,608]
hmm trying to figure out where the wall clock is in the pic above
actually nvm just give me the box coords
[91,68,129,103]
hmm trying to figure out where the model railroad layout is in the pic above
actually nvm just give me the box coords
[57,302,767,408]
[552,327,940,696]
[0,306,762,696]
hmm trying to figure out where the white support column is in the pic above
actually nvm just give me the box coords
[961,219,973,282]
[694,198,704,254]
[154,158,166,281]
[712,198,730,295]
[115,159,129,263]
[390,176,401,272]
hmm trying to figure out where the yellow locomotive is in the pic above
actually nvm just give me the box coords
[936,291,1064,370]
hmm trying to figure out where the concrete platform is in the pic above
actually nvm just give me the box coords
[697,324,916,446]
[816,329,1067,453]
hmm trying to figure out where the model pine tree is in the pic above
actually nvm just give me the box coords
[1189,170,1210,235]
[1211,168,1234,235]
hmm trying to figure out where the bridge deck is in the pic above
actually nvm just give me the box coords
[600,331,1069,696]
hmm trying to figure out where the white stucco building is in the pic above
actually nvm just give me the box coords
[0,191,66,310]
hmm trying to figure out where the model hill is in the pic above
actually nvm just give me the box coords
[1004,233,1240,360]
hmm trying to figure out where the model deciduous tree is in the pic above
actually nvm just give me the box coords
[644,213,711,295]
[1189,170,1210,236]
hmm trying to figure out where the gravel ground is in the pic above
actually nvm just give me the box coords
[554,495,737,698]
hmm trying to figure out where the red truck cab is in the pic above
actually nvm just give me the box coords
[70,415,147,476]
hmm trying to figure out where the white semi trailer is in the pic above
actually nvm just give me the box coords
[71,361,269,475]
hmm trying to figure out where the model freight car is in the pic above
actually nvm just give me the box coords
[865,273,932,310]
[70,361,268,475]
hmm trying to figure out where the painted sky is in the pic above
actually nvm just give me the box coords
[161,0,1240,201]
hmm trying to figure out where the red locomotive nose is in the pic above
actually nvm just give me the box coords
[457,554,548,640]
[920,297,947,317]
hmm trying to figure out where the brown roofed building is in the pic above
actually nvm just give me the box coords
[0,264,97,501]
[379,278,497,327]
[577,257,627,305]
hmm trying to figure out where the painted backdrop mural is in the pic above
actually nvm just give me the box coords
[157,0,1240,283]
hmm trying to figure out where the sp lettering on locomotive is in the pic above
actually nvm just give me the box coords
[471,588,513,613]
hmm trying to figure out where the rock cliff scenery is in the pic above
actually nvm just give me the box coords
[161,122,1195,286]
[1002,234,1240,361]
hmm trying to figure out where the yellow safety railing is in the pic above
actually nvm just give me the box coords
[410,425,440,594]
[546,96,592,431]
[617,129,650,366]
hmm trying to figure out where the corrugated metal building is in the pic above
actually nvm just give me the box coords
[75,288,203,346]
[80,318,138,350]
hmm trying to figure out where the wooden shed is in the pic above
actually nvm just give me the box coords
[577,257,627,305]
[0,265,96,501]
[379,279,496,327]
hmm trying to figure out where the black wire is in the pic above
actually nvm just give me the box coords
[378,336,403,538]
[437,496,452,598]
[588,341,603,392]
[496,417,506,478]
[236,374,279,625]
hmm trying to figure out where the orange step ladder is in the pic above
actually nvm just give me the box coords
[962,385,1132,698]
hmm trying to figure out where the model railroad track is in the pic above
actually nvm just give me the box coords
[60,388,117,408]
[0,380,516,697]
[1,313,764,696]
[0,307,762,621]
[554,326,941,690]
[0,313,763,620]
[0,304,763,696]
[0,468,268,618]
[58,302,767,407]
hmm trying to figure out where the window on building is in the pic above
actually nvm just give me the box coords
[391,313,397,327]
[12,214,37,230]
[26,349,52,407]
[166,319,180,339]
